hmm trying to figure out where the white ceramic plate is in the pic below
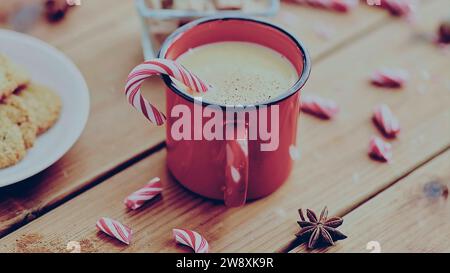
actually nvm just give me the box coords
[0,30,90,187]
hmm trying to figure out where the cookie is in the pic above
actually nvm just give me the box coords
[0,95,37,149]
[0,55,30,100]
[17,84,62,135]
[0,65,17,101]
[0,115,26,169]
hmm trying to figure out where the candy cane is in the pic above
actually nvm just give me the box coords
[96,217,133,245]
[373,104,400,138]
[300,95,339,119]
[370,68,408,88]
[368,136,392,163]
[173,228,209,253]
[293,0,358,13]
[125,58,212,125]
[124,177,163,210]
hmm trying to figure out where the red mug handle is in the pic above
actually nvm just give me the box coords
[224,125,249,207]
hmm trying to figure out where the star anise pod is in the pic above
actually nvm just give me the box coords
[296,206,347,249]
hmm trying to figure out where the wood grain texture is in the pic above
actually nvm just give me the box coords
[292,149,450,253]
[0,0,448,253]
[0,1,394,236]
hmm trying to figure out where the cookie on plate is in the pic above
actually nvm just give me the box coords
[0,95,37,149]
[0,115,26,169]
[17,84,62,135]
[0,55,30,100]
[0,64,17,101]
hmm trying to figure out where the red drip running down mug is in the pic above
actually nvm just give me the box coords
[126,16,311,207]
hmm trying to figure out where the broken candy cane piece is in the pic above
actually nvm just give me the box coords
[371,68,409,88]
[96,217,133,245]
[300,95,339,119]
[124,177,163,210]
[293,0,358,13]
[373,104,400,138]
[372,0,417,18]
[173,228,209,253]
[368,136,392,163]
[437,19,450,44]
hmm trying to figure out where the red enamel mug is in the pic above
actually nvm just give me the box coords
[125,16,310,207]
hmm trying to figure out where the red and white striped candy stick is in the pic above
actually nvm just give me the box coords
[96,217,133,245]
[373,104,400,138]
[173,228,209,253]
[124,177,162,210]
[300,95,340,119]
[293,0,358,13]
[370,68,408,88]
[368,136,392,163]
[125,58,212,126]
[370,0,416,17]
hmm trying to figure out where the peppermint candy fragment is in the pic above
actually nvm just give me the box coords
[372,0,417,18]
[437,19,450,44]
[293,0,358,13]
[371,68,408,88]
[124,177,163,210]
[373,104,400,138]
[300,95,339,119]
[368,136,392,163]
[96,217,133,245]
[173,228,209,253]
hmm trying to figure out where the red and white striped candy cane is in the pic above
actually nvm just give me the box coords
[370,68,408,88]
[125,58,212,125]
[124,177,163,210]
[173,228,209,253]
[373,104,400,138]
[96,217,133,245]
[300,95,339,119]
[368,136,392,163]
[293,0,358,13]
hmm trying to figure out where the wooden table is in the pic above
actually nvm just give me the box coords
[0,0,449,253]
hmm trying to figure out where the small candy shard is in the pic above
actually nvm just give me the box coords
[370,0,417,18]
[300,95,339,119]
[124,177,163,210]
[373,104,400,138]
[368,136,392,163]
[371,68,408,88]
[437,19,450,44]
[173,228,209,253]
[293,0,358,13]
[96,217,133,245]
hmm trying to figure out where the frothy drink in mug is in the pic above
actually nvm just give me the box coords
[176,41,298,105]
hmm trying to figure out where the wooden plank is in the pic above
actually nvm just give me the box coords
[0,2,394,236]
[0,0,447,253]
[292,149,450,253]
